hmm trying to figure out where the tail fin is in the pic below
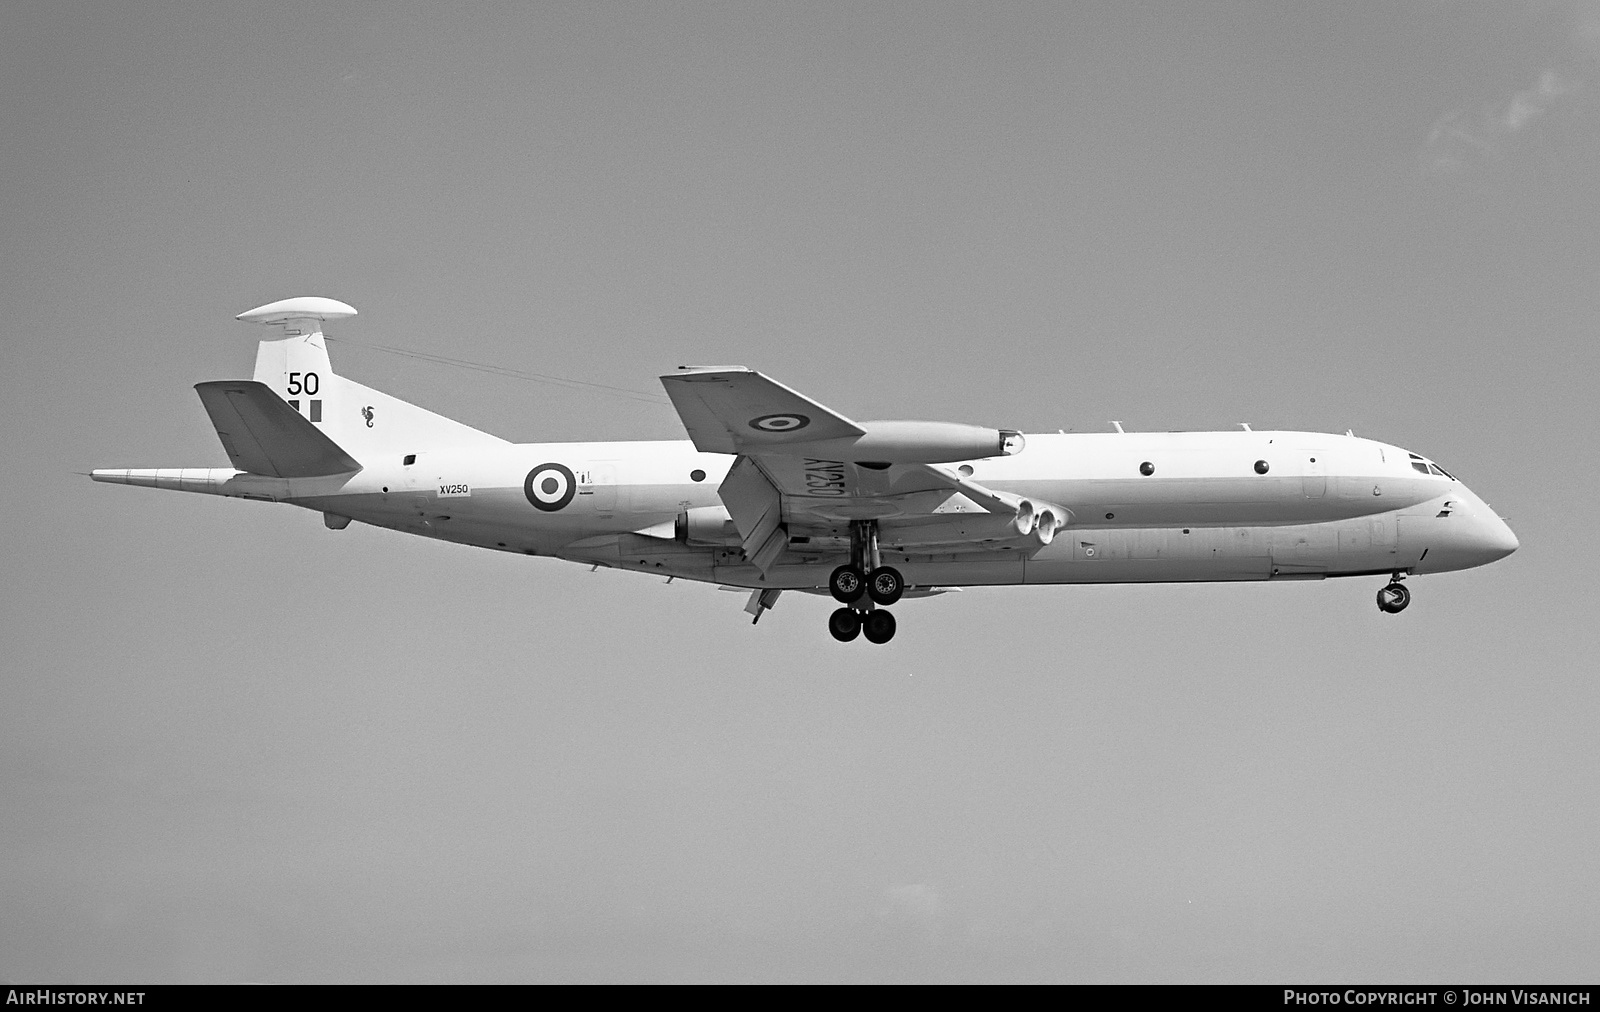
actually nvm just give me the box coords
[236,298,507,466]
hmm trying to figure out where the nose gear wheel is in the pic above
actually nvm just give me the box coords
[1376,581,1411,614]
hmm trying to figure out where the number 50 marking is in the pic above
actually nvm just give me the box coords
[287,372,320,396]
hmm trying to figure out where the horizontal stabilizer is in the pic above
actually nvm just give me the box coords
[195,381,362,478]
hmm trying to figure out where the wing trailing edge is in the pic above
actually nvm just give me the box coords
[719,456,788,572]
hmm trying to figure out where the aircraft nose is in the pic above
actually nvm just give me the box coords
[1458,492,1518,567]
[1423,487,1519,573]
[1481,515,1519,562]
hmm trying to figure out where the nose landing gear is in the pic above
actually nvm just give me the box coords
[828,520,903,644]
[1376,576,1411,614]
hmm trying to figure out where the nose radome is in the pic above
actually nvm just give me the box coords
[1450,486,1518,568]
[1486,516,1519,560]
[1462,493,1518,565]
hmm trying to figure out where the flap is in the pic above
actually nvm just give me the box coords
[718,455,788,572]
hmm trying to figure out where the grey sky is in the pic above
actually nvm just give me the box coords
[3,2,1597,982]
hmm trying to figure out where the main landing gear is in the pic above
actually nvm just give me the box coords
[1376,574,1411,614]
[828,520,903,644]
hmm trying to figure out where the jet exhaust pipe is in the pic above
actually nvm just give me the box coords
[1035,508,1059,546]
[1013,499,1036,536]
[1008,500,1065,544]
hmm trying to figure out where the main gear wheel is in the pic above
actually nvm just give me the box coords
[829,565,866,604]
[867,566,904,606]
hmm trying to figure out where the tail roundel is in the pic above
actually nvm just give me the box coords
[231,297,506,470]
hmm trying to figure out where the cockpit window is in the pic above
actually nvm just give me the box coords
[1410,457,1457,479]
[1409,455,1457,479]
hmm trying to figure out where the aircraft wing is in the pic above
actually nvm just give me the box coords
[660,369,1063,572]
[659,367,865,455]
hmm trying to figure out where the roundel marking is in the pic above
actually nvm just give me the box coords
[749,413,810,433]
[524,462,576,512]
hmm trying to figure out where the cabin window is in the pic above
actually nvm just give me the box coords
[1255,460,1270,474]
[1139,461,1154,476]
[403,454,416,466]
[690,469,706,482]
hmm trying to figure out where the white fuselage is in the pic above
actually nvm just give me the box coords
[110,429,1517,591]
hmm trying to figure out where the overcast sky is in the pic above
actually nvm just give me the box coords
[4,1,1598,983]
